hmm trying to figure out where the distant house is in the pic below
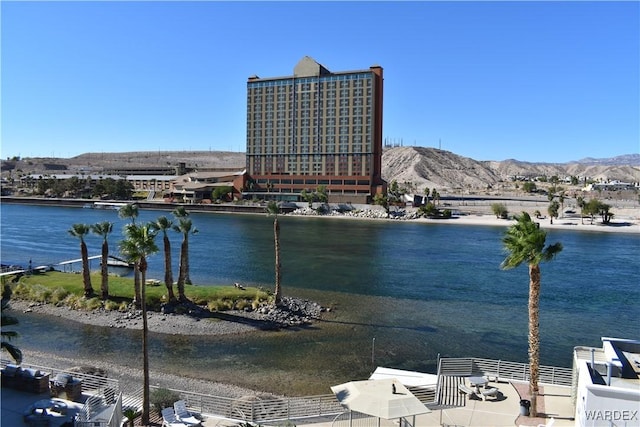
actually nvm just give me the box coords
[583,181,636,192]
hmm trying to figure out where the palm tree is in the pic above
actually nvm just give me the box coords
[119,204,141,305]
[68,223,94,297]
[118,203,139,224]
[120,222,159,426]
[173,207,198,295]
[577,196,586,225]
[91,221,114,300]
[557,191,566,218]
[151,216,176,302]
[501,212,562,417]
[267,202,282,305]
[1,285,22,364]
[548,200,560,225]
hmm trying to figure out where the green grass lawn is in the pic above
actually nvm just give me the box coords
[6,271,272,312]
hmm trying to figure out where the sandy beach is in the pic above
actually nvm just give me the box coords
[414,212,640,233]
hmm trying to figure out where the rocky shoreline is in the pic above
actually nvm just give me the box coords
[10,296,327,336]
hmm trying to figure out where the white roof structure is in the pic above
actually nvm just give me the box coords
[331,378,430,420]
[369,367,438,389]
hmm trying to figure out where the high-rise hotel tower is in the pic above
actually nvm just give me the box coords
[245,56,386,203]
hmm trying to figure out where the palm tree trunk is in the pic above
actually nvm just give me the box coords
[133,264,141,306]
[163,236,175,301]
[184,236,191,285]
[528,263,541,417]
[274,218,281,305]
[101,241,109,300]
[81,242,93,298]
[177,239,187,300]
[139,257,150,425]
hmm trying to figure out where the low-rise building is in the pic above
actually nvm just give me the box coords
[573,337,640,426]
[170,170,247,204]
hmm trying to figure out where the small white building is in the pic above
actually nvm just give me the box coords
[573,337,640,426]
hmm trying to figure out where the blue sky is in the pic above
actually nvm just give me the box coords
[1,1,638,163]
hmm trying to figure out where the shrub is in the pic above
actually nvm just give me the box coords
[83,297,103,310]
[491,203,509,219]
[208,299,233,312]
[150,388,181,415]
[146,294,163,311]
[28,284,52,302]
[235,299,251,311]
[50,287,70,305]
[104,300,120,311]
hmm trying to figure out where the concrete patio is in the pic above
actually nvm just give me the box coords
[2,378,575,427]
[201,380,575,427]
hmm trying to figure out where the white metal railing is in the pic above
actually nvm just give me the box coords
[149,385,345,424]
[437,357,573,386]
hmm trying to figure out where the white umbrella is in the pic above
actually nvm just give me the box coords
[331,378,430,420]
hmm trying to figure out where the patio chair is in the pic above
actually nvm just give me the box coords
[480,387,499,401]
[458,383,478,399]
[161,407,188,427]
[174,400,202,426]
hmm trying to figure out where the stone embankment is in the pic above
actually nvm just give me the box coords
[288,206,421,220]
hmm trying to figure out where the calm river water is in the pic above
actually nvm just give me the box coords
[1,203,638,395]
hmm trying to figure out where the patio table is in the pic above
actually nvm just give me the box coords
[468,376,488,393]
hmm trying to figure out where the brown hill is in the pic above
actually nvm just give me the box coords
[2,148,639,192]
[382,147,640,191]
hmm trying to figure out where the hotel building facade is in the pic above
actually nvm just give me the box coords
[245,56,386,204]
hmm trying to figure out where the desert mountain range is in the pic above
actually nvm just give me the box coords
[2,147,639,192]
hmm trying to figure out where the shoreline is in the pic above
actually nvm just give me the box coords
[412,213,640,234]
[3,195,639,235]
[9,299,266,336]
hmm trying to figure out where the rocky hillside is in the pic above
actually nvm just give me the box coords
[382,147,640,190]
[3,148,638,192]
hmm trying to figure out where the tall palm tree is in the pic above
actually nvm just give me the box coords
[577,196,586,225]
[172,215,198,300]
[91,221,114,300]
[68,223,94,297]
[151,216,176,302]
[267,202,282,305]
[119,204,141,305]
[120,222,158,426]
[501,212,562,417]
[1,285,22,364]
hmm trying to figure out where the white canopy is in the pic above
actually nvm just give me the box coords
[331,378,431,420]
[369,367,438,389]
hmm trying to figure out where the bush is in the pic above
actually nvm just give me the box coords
[50,287,70,305]
[150,388,181,414]
[104,300,120,311]
[491,203,509,219]
[146,294,163,311]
